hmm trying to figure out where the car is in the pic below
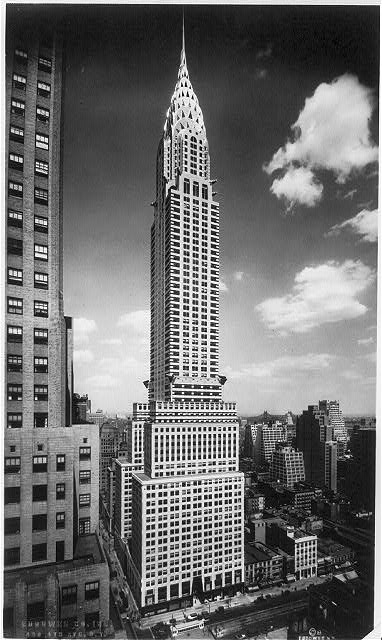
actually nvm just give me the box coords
[186,612,198,621]
[216,606,225,614]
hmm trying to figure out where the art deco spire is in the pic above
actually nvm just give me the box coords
[163,16,205,138]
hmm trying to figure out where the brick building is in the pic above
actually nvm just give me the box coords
[4,9,109,636]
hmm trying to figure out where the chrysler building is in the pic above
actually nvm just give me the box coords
[125,26,244,615]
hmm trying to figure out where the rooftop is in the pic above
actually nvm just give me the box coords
[245,542,280,564]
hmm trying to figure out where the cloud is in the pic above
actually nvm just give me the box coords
[73,349,94,364]
[255,68,268,80]
[357,336,374,346]
[100,338,123,346]
[327,208,378,243]
[219,280,228,292]
[85,374,120,389]
[234,271,244,281]
[224,352,334,380]
[256,259,376,335]
[341,370,362,381]
[264,74,378,208]
[117,309,150,335]
[270,166,323,212]
[363,351,377,363]
[74,317,97,347]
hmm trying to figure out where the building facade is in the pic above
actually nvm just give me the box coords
[126,31,244,615]
[269,444,305,488]
[296,405,337,492]
[254,423,288,465]
[4,10,109,636]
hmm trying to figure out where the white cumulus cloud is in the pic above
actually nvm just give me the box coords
[256,259,376,335]
[74,317,97,347]
[73,349,95,364]
[357,336,374,346]
[117,309,150,335]
[327,208,378,243]
[224,352,334,380]
[234,271,245,281]
[85,374,120,389]
[270,166,323,211]
[100,338,123,346]
[264,74,378,209]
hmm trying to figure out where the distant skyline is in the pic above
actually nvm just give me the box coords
[55,5,379,415]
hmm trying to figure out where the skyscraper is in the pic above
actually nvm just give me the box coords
[4,9,109,636]
[296,405,337,492]
[125,28,244,614]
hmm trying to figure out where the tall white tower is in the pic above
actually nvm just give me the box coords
[127,26,244,615]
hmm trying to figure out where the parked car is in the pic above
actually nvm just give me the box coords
[185,612,198,621]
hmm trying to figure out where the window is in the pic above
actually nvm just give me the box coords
[4,547,20,566]
[10,125,24,142]
[34,272,48,290]
[5,487,20,504]
[34,357,48,373]
[85,612,99,632]
[34,300,48,317]
[8,181,23,197]
[34,413,48,429]
[193,183,199,197]
[34,187,48,205]
[34,215,48,233]
[33,388,49,414]
[11,98,25,116]
[15,48,28,63]
[56,541,65,562]
[27,601,45,622]
[7,413,22,429]
[7,355,22,372]
[38,56,52,72]
[32,543,47,562]
[79,494,91,508]
[56,483,65,500]
[8,238,23,256]
[62,585,77,606]
[34,244,48,261]
[8,297,23,315]
[7,385,22,401]
[9,153,24,170]
[56,455,65,471]
[56,512,66,529]
[32,484,47,502]
[37,81,50,98]
[35,159,49,176]
[35,133,49,150]
[202,184,208,199]
[32,514,47,531]
[8,209,23,228]
[36,106,50,123]
[7,268,23,286]
[79,470,91,484]
[85,581,99,600]
[184,178,190,194]
[7,325,22,342]
[34,328,48,344]
[5,457,21,474]
[79,518,90,535]
[79,447,91,460]
[33,455,47,472]
[13,73,27,90]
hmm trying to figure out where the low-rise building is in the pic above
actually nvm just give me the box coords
[244,542,283,587]
[269,444,305,488]
[267,523,317,580]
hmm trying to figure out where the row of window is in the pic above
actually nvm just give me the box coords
[14,48,52,72]
[8,268,48,289]
[8,239,48,259]
[4,512,66,534]
[8,209,48,232]
[9,153,49,177]
[11,99,50,124]
[7,297,48,317]
[13,74,51,97]
[7,384,48,401]
[9,181,48,204]
[10,125,50,149]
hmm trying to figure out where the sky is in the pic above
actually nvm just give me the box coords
[46,4,380,416]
